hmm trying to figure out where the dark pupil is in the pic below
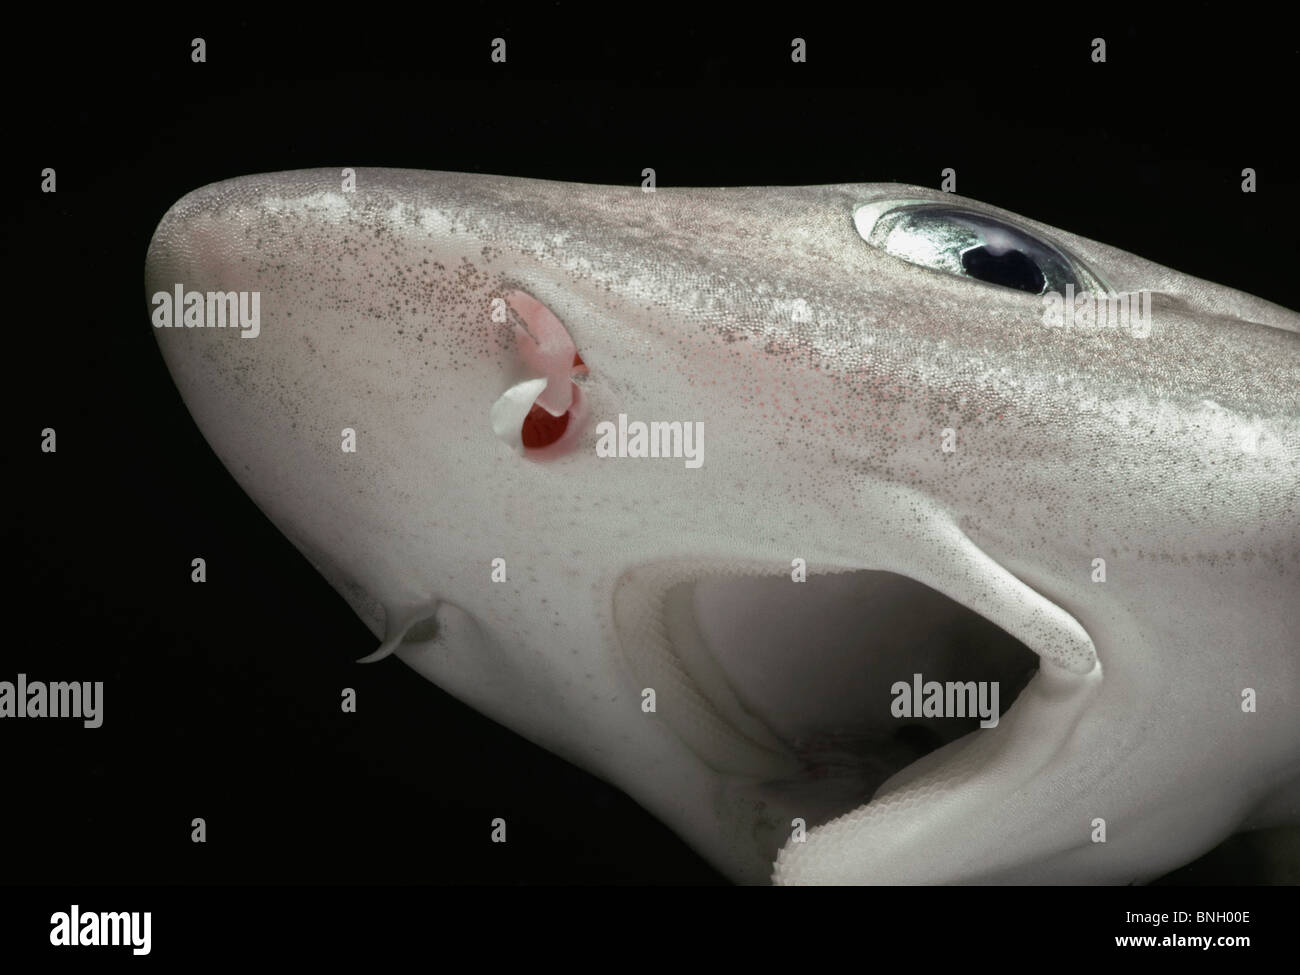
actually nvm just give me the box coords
[961,246,1046,295]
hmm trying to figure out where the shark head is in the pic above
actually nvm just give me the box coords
[144,169,1300,884]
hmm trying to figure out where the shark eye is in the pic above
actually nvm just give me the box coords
[853,201,1107,296]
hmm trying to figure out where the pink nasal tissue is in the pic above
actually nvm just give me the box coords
[492,291,588,453]
[507,291,583,415]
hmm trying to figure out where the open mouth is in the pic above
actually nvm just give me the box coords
[613,560,1040,832]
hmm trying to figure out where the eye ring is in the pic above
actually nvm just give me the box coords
[853,199,1110,296]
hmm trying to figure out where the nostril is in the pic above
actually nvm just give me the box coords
[521,382,587,458]
[492,290,589,458]
[521,397,572,449]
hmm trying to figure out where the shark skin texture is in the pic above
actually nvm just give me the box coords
[144,169,1300,885]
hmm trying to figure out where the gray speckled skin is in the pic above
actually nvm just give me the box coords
[145,169,1299,884]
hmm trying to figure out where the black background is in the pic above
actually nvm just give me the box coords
[4,5,1297,900]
